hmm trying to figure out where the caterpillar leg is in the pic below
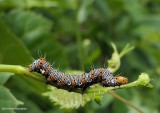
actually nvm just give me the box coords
[45,80,50,84]
[68,86,75,92]
[81,86,87,94]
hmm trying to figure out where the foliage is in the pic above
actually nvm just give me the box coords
[0,72,23,113]
[0,0,160,113]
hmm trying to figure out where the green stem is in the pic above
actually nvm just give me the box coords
[75,1,83,67]
[0,64,44,82]
[108,91,143,113]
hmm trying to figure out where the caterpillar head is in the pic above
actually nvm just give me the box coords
[29,58,46,72]
[114,76,128,85]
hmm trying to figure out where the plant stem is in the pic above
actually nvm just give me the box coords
[75,1,84,67]
[108,91,143,113]
[0,64,44,82]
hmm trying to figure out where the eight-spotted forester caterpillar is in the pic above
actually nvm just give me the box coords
[29,58,128,92]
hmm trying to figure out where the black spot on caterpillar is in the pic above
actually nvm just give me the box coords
[29,58,128,93]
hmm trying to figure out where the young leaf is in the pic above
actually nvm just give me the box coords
[108,43,134,73]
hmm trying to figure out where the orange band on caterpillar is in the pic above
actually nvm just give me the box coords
[29,58,128,92]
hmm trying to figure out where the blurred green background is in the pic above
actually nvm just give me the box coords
[0,0,160,113]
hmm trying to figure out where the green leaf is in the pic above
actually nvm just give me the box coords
[0,18,47,112]
[0,0,57,9]
[95,0,112,18]
[83,85,110,106]
[0,19,32,65]
[0,86,23,113]
[77,0,94,23]
[2,10,52,47]
[10,91,44,113]
[123,0,147,22]
[0,72,23,113]
[93,95,102,105]
[119,44,135,58]
[43,86,83,109]
[0,72,13,85]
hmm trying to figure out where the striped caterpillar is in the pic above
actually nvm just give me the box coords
[29,58,128,92]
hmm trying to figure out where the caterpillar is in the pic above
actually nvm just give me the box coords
[29,58,128,92]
